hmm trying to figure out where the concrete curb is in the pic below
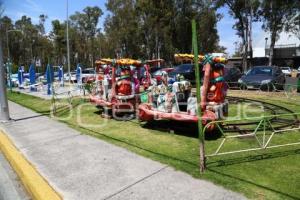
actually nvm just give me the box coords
[0,130,62,200]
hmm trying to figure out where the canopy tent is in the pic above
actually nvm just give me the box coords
[76,64,82,86]
[17,66,24,89]
[29,64,36,91]
[46,64,53,95]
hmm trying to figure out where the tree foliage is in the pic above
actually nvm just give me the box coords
[259,0,299,65]
[215,0,259,71]
[1,2,224,69]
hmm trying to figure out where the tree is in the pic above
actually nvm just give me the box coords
[259,0,299,65]
[287,13,300,40]
[136,0,176,60]
[198,6,223,54]
[232,41,243,57]
[50,20,66,64]
[83,6,103,66]
[37,14,48,35]
[15,16,39,66]
[215,0,259,72]
[70,6,103,66]
[105,0,142,58]
[172,0,223,55]
[0,16,13,60]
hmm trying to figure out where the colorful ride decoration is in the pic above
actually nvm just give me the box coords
[145,59,164,68]
[174,53,227,64]
[94,59,112,100]
[138,54,228,130]
[144,59,165,86]
[90,58,154,119]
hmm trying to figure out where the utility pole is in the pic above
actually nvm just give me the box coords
[0,41,10,121]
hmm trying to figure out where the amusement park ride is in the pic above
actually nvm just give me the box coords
[89,58,154,119]
[90,54,228,129]
[138,54,228,129]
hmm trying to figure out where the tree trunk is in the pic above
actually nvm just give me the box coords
[242,38,248,73]
[269,32,276,66]
[248,9,253,68]
[240,15,248,73]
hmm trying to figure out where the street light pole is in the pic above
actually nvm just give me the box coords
[6,30,10,59]
[6,29,22,92]
[0,40,10,121]
[66,0,71,85]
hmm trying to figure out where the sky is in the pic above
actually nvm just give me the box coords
[3,0,299,56]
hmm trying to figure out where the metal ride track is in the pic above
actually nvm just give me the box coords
[136,96,299,135]
[223,96,299,133]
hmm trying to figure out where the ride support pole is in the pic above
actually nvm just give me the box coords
[192,19,206,172]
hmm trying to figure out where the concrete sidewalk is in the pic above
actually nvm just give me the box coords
[0,101,246,200]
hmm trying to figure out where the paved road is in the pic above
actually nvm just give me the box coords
[0,152,30,200]
[0,101,246,200]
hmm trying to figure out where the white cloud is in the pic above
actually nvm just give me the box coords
[24,0,44,13]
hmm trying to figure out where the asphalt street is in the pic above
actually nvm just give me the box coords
[0,152,30,200]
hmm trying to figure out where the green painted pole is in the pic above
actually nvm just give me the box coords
[192,19,206,172]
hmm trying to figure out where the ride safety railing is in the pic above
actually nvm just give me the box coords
[51,84,87,115]
[225,81,300,99]
[203,112,300,157]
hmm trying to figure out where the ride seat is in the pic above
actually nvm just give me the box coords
[115,94,135,100]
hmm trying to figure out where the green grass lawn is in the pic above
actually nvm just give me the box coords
[7,90,300,200]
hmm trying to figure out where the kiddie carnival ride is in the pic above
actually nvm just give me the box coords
[138,54,228,129]
[90,58,153,119]
[92,58,113,102]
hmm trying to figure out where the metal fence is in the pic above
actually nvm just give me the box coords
[203,112,300,157]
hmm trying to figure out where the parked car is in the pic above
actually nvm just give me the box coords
[224,67,242,87]
[11,74,19,87]
[152,68,174,84]
[238,66,285,90]
[281,67,292,76]
[168,64,196,84]
[64,71,77,82]
[81,68,96,83]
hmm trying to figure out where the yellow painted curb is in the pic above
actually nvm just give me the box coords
[0,131,62,200]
